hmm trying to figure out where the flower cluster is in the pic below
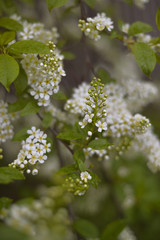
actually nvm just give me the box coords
[21,41,66,106]
[133,128,160,172]
[9,127,51,175]
[11,14,59,44]
[4,186,72,239]
[0,100,18,144]
[78,12,113,41]
[118,227,137,240]
[65,79,151,161]
[63,171,92,196]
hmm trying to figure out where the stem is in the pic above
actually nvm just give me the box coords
[36,112,74,155]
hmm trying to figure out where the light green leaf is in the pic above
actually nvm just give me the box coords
[20,101,40,116]
[42,112,53,128]
[73,219,99,238]
[156,9,160,32]
[0,224,29,240]
[57,164,78,175]
[84,0,96,8]
[12,127,30,141]
[88,138,108,150]
[62,51,75,60]
[89,172,100,188]
[0,197,12,211]
[46,0,69,11]
[0,167,25,184]
[0,31,16,46]
[0,54,19,91]
[128,21,153,36]
[52,91,68,100]
[14,66,28,95]
[0,17,23,31]
[8,40,50,54]
[101,219,126,240]
[133,42,156,76]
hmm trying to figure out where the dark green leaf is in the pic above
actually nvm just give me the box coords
[8,40,50,54]
[0,197,12,211]
[0,224,29,240]
[88,138,108,150]
[128,21,153,36]
[73,148,86,171]
[156,9,160,32]
[20,101,40,116]
[42,112,53,128]
[62,51,75,60]
[0,167,25,184]
[8,98,29,113]
[84,0,96,8]
[57,164,78,175]
[14,66,28,95]
[97,68,115,84]
[12,126,30,141]
[0,0,17,15]
[46,0,69,11]
[0,17,23,31]
[89,172,100,188]
[101,219,126,240]
[133,42,156,76]
[156,53,160,65]
[57,128,82,140]
[0,31,16,46]
[0,54,19,91]
[73,219,99,238]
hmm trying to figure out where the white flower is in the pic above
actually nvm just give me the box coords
[95,121,108,132]
[80,171,92,183]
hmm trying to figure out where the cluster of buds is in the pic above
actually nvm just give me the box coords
[63,171,92,196]
[9,127,51,175]
[78,12,113,41]
[79,77,108,134]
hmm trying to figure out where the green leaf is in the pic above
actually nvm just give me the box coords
[149,37,160,45]
[0,197,12,211]
[0,224,29,240]
[101,219,126,240]
[42,112,53,128]
[83,0,96,8]
[46,0,69,11]
[73,148,86,171]
[156,9,160,32]
[12,127,30,141]
[0,54,19,91]
[0,17,23,31]
[128,21,153,36]
[52,91,68,100]
[57,128,81,140]
[156,53,160,65]
[8,98,29,113]
[89,172,100,188]
[122,0,133,6]
[8,40,50,54]
[88,138,108,150]
[62,51,75,60]
[57,164,78,175]
[97,68,115,84]
[0,31,16,46]
[14,66,28,95]
[0,167,25,184]
[133,42,156,76]
[20,101,40,116]
[73,219,99,238]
